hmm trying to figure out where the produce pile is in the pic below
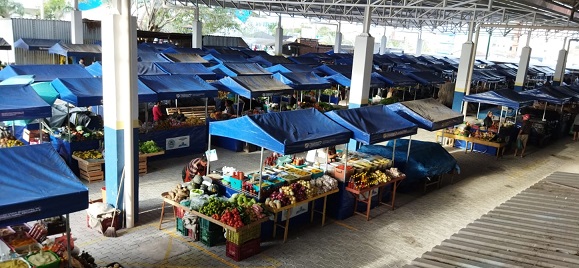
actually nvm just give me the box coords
[202,194,267,228]
[153,114,204,130]
[73,149,103,160]
[265,176,338,209]
[164,176,220,203]
[348,168,405,190]
[139,140,163,154]
[0,137,24,148]
[57,126,104,142]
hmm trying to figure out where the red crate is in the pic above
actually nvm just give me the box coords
[226,238,261,262]
[174,206,186,219]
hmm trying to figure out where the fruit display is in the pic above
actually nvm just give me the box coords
[153,114,205,131]
[73,149,103,160]
[348,168,405,190]
[56,126,104,142]
[139,140,163,154]
[265,182,309,209]
[0,259,29,268]
[0,137,24,148]
[218,208,245,228]
[200,197,233,217]
[185,116,204,126]
[263,152,283,166]
[309,175,339,195]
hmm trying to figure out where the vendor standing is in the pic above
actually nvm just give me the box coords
[514,114,532,158]
[483,111,494,128]
[152,101,164,122]
[182,156,208,182]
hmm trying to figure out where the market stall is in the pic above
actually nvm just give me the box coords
[0,64,93,82]
[325,105,417,220]
[47,43,102,65]
[404,71,446,99]
[265,63,316,74]
[371,71,419,101]
[0,143,89,268]
[154,62,218,80]
[248,55,294,67]
[138,74,217,158]
[208,108,351,241]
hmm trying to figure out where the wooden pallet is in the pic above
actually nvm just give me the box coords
[138,151,165,175]
[166,106,214,121]
[73,155,105,182]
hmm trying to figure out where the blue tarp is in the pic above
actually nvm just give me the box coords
[272,72,331,90]
[359,140,459,187]
[0,75,34,85]
[372,71,418,87]
[51,77,103,106]
[203,54,248,64]
[161,47,206,55]
[266,64,315,74]
[0,85,52,121]
[139,74,217,100]
[224,63,271,76]
[406,71,446,85]
[154,62,217,80]
[138,62,168,75]
[249,55,293,67]
[209,64,237,78]
[137,52,169,62]
[287,56,320,65]
[13,38,60,50]
[325,105,418,145]
[85,61,102,77]
[48,43,102,58]
[137,43,158,53]
[316,65,385,88]
[209,109,352,154]
[160,53,208,63]
[0,65,93,82]
[213,75,293,99]
[519,88,570,105]
[388,98,463,131]
[462,89,535,109]
[30,82,60,105]
[0,144,88,226]
[547,86,579,102]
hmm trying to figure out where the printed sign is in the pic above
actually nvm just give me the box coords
[166,136,190,150]
[205,149,218,162]
[358,188,379,200]
[280,203,309,221]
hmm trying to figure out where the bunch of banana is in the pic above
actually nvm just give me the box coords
[73,149,103,160]
[0,138,24,148]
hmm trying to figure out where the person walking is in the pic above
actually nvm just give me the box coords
[514,114,532,158]
[572,113,579,141]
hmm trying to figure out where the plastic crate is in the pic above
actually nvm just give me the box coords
[200,218,222,232]
[267,178,286,189]
[230,178,243,190]
[176,218,188,237]
[174,206,186,219]
[225,224,261,245]
[200,229,225,247]
[25,251,60,268]
[226,238,261,262]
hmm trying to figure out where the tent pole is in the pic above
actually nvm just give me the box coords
[175,98,178,108]
[476,103,481,119]
[11,121,14,136]
[403,88,406,101]
[66,213,72,268]
[325,147,329,171]
[406,136,412,163]
[317,90,320,103]
[236,95,240,117]
[39,120,42,144]
[145,103,149,134]
[542,102,547,121]
[391,139,396,166]
[207,134,211,173]
[344,143,348,182]
[258,147,264,200]
[67,106,70,142]
[205,98,208,121]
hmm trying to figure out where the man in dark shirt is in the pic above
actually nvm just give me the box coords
[514,114,532,158]
[483,111,494,128]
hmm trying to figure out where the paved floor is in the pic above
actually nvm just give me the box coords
[68,129,579,268]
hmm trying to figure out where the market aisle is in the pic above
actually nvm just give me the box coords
[69,132,578,268]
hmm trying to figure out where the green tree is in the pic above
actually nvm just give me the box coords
[44,0,72,20]
[199,7,240,35]
[0,0,23,18]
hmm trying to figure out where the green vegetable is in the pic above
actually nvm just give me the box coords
[139,140,162,154]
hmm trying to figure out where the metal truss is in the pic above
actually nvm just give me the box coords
[164,0,579,33]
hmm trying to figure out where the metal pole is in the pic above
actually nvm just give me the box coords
[67,106,70,142]
[542,102,547,121]
[66,213,72,268]
[406,136,412,162]
[344,144,349,182]
[236,95,240,117]
[258,147,264,200]
[391,139,396,166]
[485,31,492,60]
[476,103,481,119]
[206,134,211,172]
[205,98,208,121]
[39,121,42,144]
[325,147,329,171]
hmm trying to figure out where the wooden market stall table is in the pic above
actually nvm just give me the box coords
[138,151,165,175]
[71,155,104,182]
[345,175,406,221]
[435,131,506,159]
[266,188,339,243]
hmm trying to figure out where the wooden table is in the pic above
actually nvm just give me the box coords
[265,188,339,243]
[158,194,267,233]
[436,131,506,159]
[72,155,104,182]
[138,151,165,175]
[345,175,406,221]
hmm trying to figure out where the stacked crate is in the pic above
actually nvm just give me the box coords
[225,224,261,261]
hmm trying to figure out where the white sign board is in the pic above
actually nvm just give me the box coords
[166,136,190,150]
[268,203,309,221]
[205,149,218,162]
[358,188,379,200]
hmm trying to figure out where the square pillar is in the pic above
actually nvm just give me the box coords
[380,35,387,55]
[553,49,568,86]
[192,21,203,49]
[452,42,475,112]
[515,46,532,92]
[348,33,374,108]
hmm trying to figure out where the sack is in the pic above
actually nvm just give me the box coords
[516,138,523,150]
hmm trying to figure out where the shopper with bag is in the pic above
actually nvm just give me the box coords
[514,114,532,158]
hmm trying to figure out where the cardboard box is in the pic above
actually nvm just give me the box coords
[23,129,49,143]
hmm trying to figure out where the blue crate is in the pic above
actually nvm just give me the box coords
[230,177,243,190]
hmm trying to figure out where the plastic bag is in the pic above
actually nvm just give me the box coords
[189,196,209,211]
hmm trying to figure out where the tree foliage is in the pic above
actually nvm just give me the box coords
[0,0,23,18]
[44,0,72,20]
[132,0,240,34]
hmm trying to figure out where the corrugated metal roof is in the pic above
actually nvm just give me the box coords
[408,171,579,268]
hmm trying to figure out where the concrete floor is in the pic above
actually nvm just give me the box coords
[68,129,579,268]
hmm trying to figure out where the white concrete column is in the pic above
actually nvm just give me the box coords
[334,22,342,53]
[192,8,202,48]
[274,16,283,55]
[515,32,532,92]
[553,38,568,86]
[416,38,423,56]
[102,0,139,228]
[71,0,83,44]
[380,35,387,55]
[452,24,477,113]
[348,6,374,108]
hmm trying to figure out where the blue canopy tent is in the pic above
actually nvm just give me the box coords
[202,54,249,64]
[519,88,571,120]
[213,75,293,99]
[316,64,386,88]
[138,74,217,100]
[0,75,34,86]
[161,47,206,55]
[0,65,93,82]
[208,64,237,78]
[405,71,446,85]
[31,82,60,106]
[137,43,158,53]
[51,77,103,107]
[272,72,331,90]
[248,55,294,67]
[287,56,321,65]
[13,38,60,50]
[0,84,52,121]
[137,52,169,62]
[208,108,352,199]
[160,53,208,63]
[154,62,217,80]
[137,62,168,75]
[85,61,102,77]
[462,89,536,120]
[371,71,418,87]
[224,63,271,76]
[0,143,88,266]
[546,86,579,102]
[48,43,102,61]
[0,38,11,50]
[387,98,463,131]
[265,63,315,74]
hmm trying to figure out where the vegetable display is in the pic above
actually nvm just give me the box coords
[73,149,103,160]
[139,140,163,154]
[0,137,24,148]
